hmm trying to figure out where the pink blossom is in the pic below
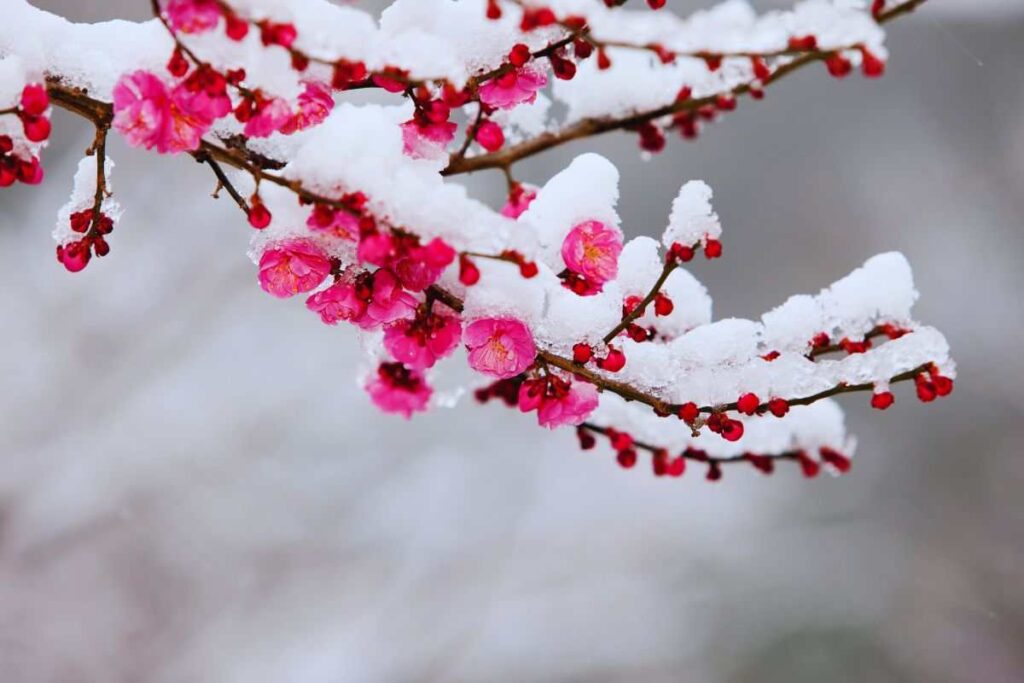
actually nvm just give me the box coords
[501,184,538,219]
[305,280,366,324]
[357,233,394,267]
[561,219,623,287]
[401,119,457,159]
[360,269,418,329]
[173,68,232,121]
[478,66,547,110]
[257,239,332,298]
[112,71,214,153]
[280,82,334,134]
[164,0,221,34]
[366,362,432,418]
[392,238,456,291]
[517,378,545,413]
[359,233,455,291]
[536,380,600,429]
[244,97,292,138]
[464,317,536,379]
[307,206,359,240]
[383,313,462,369]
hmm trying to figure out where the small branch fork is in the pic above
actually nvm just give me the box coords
[603,259,676,344]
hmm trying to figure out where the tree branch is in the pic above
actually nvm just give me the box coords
[442,0,929,176]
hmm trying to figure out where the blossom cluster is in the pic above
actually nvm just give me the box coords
[1,0,949,481]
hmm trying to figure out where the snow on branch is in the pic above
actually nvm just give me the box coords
[0,0,950,482]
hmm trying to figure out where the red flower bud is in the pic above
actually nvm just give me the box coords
[20,83,49,116]
[721,419,745,442]
[870,391,894,410]
[767,398,789,417]
[737,392,760,415]
[247,198,272,229]
[678,402,699,423]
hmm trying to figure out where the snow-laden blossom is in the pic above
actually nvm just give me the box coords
[392,238,456,291]
[383,313,461,369]
[401,119,457,160]
[478,66,547,110]
[518,377,600,429]
[307,205,359,240]
[501,184,538,219]
[305,280,366,325]
[366,362,432,418]
[164,0,221,34]
[561,219,623,286]
[360,269,418,329]
[359,234,456,292]
[464,318,536,378]
[112,71,218,153]
[257,238,332,298]
[280,82,334,134]
[244,97,291,138]
[174,68,232,121]
[538,381,599,428]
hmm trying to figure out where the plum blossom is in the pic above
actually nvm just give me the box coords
[383,313,462,369]
[538,381,599,428]
[464,318,536,379]
[307,205,359,240]
[478,66,547,110]
[243,96,292,138]
[561,219,623,287]
[164,0,221,34]
[359,234,456,292]
[257,238,332,298]
[392,238,456,291]
[174,67,232,121]
[360,269,418,329]
[366,362,432,418]
[501,184,538,219]
[305,280,367,325]
[401,119,457,160]
[280,82,334,134]
[518,377,600,429]
[112,71,218,153]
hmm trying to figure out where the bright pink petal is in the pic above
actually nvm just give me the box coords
[561,219,623,285]
[464,317,536,378]
[258,238,332,298]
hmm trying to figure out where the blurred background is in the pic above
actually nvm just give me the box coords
[1,1,1022,681]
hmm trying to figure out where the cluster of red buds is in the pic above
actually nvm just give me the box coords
[576,424,855,481]
[57,208,115,272]
[0,83,50,186]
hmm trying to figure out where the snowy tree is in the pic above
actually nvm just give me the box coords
[0,0,953,480]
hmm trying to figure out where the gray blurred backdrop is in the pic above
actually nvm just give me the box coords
[1,1,1022,681]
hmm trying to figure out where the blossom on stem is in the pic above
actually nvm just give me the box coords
[112,70,220,153]
[366,362,432,418]
[561,220,623,289]
[478,65,547,110]
[464,318,536,379]
[257,238,332,298]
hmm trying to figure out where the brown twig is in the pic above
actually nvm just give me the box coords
[443,0,929,176]
[197,152,250,212]
[603,259,677,344]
